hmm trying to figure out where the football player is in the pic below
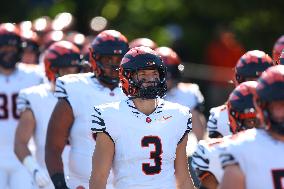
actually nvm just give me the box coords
[20,30,40,64]
[155,46,206,141]
[90,46,196,189]
[207,50,274,138]
[14,41,82,189]
[219,65,284,189]
[0,23,44,189]
[45,30,129,189]
[192,81,260,189]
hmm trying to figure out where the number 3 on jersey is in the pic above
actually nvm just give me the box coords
[141,136,163,175]
[272,169,284,189]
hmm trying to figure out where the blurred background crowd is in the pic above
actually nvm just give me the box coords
[1,0,284,115]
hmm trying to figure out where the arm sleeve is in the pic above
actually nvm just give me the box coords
[192,140,226,183]
[191,142,211,172]
[219,145,240,169]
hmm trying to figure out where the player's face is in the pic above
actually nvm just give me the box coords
[243,117,260,129]
[267,100,284,123]
[21,50,37,64]
[0,45,18,61]
[134,69,160,87]
[58,67,80,77]
[99,55,122,79]
[0,45,18,53]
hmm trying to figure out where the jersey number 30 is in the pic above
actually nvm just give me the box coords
[0,93,19,120]
[141,136,162,175]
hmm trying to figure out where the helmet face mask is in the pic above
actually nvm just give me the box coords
[0,45,21,69]
[89,30,129,86]
[94,55,123,85]
[229,106,258,133]
[130,68,164,99]
[0,23,22,69]
[228,81,259,134]
[120,46,167,99]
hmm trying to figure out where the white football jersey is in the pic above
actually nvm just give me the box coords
[17,83,62,168]
[220,128,284,189]
[191,136,233,183]
[165,83,204,110]
[207,105,232,138]
[0,63,43,156]
[54,73,127,184]
[91,99,192,189]
[17,83,70,189]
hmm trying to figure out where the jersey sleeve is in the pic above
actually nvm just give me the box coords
[186,109,193,133]
[178,108,192,144]
[54,77,68,99]
[219,143,241,170]
[191,84,205,110]
[207,108,221,138]
[16,88,32,114]
[219,132,251,170]
[90,105,116,143]
[192,139,225,183]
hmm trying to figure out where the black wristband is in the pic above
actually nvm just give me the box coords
[51,173,69,189]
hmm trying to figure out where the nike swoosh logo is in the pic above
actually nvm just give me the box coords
[163,116,172,120]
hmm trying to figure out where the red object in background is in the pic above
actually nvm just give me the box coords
[204,31,245,83]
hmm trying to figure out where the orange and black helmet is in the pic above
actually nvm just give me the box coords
[89,30,129,84]
[255,65,284,135]
[119,46,167,99]
[234,50,274,85]
[227,81,258,134]
[43,40,81,81]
